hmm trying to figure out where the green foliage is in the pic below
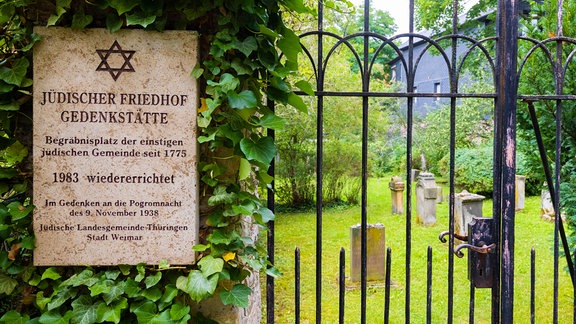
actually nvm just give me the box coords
[0,0,313,321]
[516,0,576,253]
[415,82,494,174]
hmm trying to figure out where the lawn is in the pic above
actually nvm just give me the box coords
[265,177,573,323]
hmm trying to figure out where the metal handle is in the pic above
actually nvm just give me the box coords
[439,230,468,243]
[454,243,496,258]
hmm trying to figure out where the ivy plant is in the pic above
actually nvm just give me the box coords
[0,0,312,321]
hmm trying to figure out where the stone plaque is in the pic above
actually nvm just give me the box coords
[33,27,199,265]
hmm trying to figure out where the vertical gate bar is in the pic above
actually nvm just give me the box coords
[531,248,535,324]
[553,3,564,323]
[573,249,576,324]
[469,282,475,324]
[384,247,391,324]
[405,1,415,322]
[426,246,433,324]
[526,102,575,284]
[295,248,301,324]
[339,248,345,324]
[361,1,371,322]
[315,1,324,323]
[266,99,275,324]
[447,1,459,322]
[495,0,519,322]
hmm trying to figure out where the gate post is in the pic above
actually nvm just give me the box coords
[494,0,519,323]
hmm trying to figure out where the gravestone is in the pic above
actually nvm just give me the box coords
[350,223,386,282]
[389,176,405,215]
[541,189,555,222]
[515,175,526,211]
[454,190,485,238]
[416,172,437,225]
[33,27,199,266]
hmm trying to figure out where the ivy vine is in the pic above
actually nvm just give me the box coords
[0,0,311,322]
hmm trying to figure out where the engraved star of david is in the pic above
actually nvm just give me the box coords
[96,40,136,81]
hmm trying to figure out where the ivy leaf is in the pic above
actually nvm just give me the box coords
[71,295,102,324]
[240,136,276,165]
[109,0,139,15]
[102,281,126,305]
[209,229,234,245]
[36,291,52,310]
[0,102,19,111]
[40,267,61,280]
[61,269,96,287]
[277,27,301,64]
[256,207,275,223]
[144,271,162,288]
[228,90,257,109]
[258,112,285,130]
[287,92,308,113]
[238,158,251,180]
[197,255,224,277]
[130,300,157,322]
[89,279,112,296]
[130,301,171,323]
[71,7,93,29]
[0,57,29,86]
[0,272,17,294]
[4,140,28,165]
[7,201,34,221]
[0,80,15,93]
[220,284,252,308]
[233,36,258,56]
[207,186,237,206]
[295,79,315,96]
[176,270,218,302]
[97,297,127,324]
[0,168,18,178]
[160,284,179,303]
[126,11,156,27]
[38,310,72,324]
[106,14,124,33]
[142,286,162,301]
[207,73,239,93]
[0,310,29,324]
[47,6,68,26]
[47,287,77,311]
[169,303,190,321]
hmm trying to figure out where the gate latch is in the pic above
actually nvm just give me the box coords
[454,217,496,288]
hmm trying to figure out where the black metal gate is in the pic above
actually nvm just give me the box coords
[266,0,576,322]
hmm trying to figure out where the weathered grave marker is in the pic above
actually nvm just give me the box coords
[416,172,437,225]
[389,176,405,215]
[33,27,199,265]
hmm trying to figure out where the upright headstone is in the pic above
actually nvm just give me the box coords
[33,27,199,266]
[350,224,386,282]
[389,176,405,215]
[416,172,437,226]
[454,190,485,238]
[515,175,526,211]
[541,189,555,222]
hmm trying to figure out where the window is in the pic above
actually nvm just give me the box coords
[434,82,441,101]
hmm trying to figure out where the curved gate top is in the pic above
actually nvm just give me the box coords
[266,1,576,323]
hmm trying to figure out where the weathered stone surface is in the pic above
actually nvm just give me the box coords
[454,190,485,238]
[389,176,405,215]
[33,27,199,265]
[416,172,437,226]
[515,175,526,211]
[350,223,386,282]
